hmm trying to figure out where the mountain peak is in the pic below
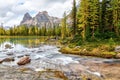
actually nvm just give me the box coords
[36,11,48,16]
[20,12,32,24]
[24,12,31,16]
[42,11,48,14]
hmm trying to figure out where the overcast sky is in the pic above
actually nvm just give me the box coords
[0,0,78,27]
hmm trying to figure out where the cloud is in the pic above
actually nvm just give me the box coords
[0,0,74,27]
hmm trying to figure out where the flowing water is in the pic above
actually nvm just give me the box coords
[0,37,120,80]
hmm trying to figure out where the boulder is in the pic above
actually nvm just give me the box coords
[17,56,31,65]
[0,60,3,63]
[5,44,13,49]
[116,53,120,59]
[3,57,14,62]
[115,46,120,53]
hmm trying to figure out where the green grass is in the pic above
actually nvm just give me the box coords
[60,38,120,58]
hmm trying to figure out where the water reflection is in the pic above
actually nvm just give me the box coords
[0,37,46,49]
[0,37,47,60]
[0,36,61,48]
[0,42,26,52]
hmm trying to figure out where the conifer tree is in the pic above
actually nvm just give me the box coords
[77,0,89,41]
[101,0,107,33]
[61,12,67,39]
[101,0,113,33]
[111,0,120,36]
[88,0,100,39]
[71,0,77,36]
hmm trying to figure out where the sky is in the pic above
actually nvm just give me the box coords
[0,0,78,27]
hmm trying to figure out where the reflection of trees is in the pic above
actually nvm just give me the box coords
[0,38,11,44]
[0,37,47,47]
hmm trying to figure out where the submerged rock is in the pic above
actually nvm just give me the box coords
[18,67,33,72]
[17,54,30,58]
[6,52,14,56]
[36,50,43,53]
[5,44,13,49]
[3,57,15,62]
[17,56,31,65]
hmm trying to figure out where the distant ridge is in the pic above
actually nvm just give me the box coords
[20,11,61,28]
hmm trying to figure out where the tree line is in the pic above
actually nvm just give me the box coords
[0,25,61,36]
[0,0,120,41]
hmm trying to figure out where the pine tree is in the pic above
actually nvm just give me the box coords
[71,0,77,36]
[111,0,120,37]
[88,0,100,39]
[77,0,89,41]
[101,0,107,33]
[43,23,47,36]
[61,12,67,39]
[53,25,56,36]
[0,27,5,35]
[35,26,39,35]
[101,0,113,34]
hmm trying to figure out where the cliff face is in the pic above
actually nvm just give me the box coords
[20,11,61,27]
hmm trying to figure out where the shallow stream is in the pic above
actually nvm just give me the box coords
[0,37,120,80]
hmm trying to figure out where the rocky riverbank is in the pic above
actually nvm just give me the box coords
[0,59,120,80]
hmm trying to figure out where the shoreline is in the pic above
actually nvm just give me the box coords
[59,45,120,59]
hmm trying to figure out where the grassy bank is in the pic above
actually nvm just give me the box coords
[59,38,120,58]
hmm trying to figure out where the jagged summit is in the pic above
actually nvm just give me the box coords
[20,11,61,27]
[35,11,49,22]
[20,12,32,24]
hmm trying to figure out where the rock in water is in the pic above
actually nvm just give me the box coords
[17,56,31,65]
[5,44,12,49]
[3,57,15,62]
[6,52,14,56]
[0,60,3,63]
[115,46,120,52]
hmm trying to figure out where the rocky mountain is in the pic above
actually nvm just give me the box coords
[20,11,61,28]
[20,12,32,24]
